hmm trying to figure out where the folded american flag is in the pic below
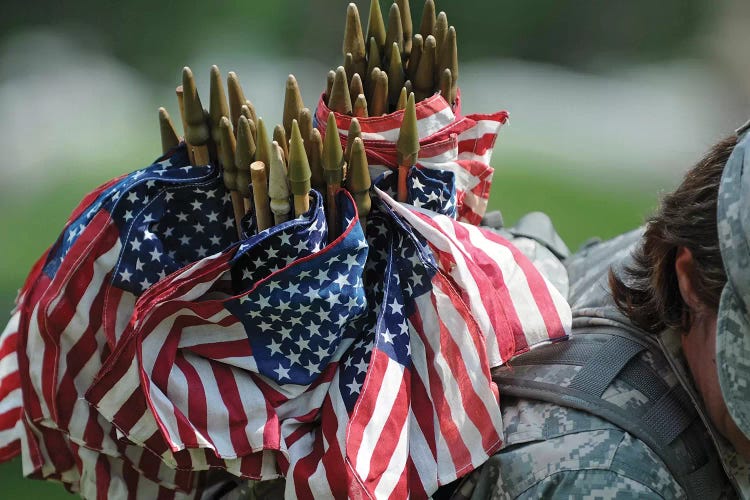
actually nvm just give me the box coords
[4,145,241,495]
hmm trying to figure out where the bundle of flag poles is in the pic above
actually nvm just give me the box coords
[0,1,572,498]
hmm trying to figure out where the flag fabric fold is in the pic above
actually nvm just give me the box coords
[315,90,508,225]
[8,145,241,495]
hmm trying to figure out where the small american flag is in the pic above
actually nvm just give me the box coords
[315,90,508,225]
[7,145,239,495]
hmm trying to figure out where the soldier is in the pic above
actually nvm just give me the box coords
[444,124,750,499]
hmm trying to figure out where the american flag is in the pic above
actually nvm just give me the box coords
[6,145,240,495]
[315,90,508,225]
[375,181,571,368]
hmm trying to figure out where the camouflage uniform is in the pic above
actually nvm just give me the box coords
[449,227,749,499]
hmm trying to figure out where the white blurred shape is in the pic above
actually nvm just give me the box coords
[0,29,157,198]
[459,59,745,186]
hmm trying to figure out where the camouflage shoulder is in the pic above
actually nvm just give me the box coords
[451,426,683,499]
[223,478,286,499]
[566,227,643,310]
[482,211,569,297]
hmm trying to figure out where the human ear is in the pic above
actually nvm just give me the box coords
[675,247,702,312]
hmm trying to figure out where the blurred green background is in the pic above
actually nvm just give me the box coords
[1,0,749,497]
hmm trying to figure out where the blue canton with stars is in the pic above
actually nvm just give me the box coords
[225,192,369,387]
[232,191,327,288]
[43,144,237,295]
[373,166,457,218]
[407,167,457,218]
[335,197,438,411]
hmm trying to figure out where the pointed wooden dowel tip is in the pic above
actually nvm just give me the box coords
[396,92,418,202]
[434,11,448,56]
[323,111,343,186]
[240,105,256,136]
[366,37,382,88]
[444,26,459,103]
[344,52,355,84]
[407,33,424,81]
[439,68,452,102]
[288,120,312,195]
[343,3,366,62]
[366,0,387,52]
[397,92,420,160]
[273,124,289,164]
[325,70,336,104]
[396,0,413,57]
[218,117,238,191]
[219,116,245,238]
[323,112,344,242]
[309,128,325,193]
[209,65,229,145]
[385,2,404,56]
[298,107,314,157]
[348,137,372,228]
[289,120,312,216]
[388,42,405,107]
[350,73,364,106]
[345,117,362,162]
[418,0,436,39]
[283,74,304,139]
[255,117,272,178]
[396,87,408,111]
[235,115,256,197]
[227,71,247,130]
[354,94,369,118]
[349,137,371,191]
[328,66,352,114]
[370,69,388,116]
[404,79,413,95]
[158,107,180,154]
[251,161,273,231]
[414,35,436,99]
[182,66,209,146]
[269,142,291,224]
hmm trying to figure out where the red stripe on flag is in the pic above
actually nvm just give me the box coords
[481,228,568,346]
[431,276,502,454]
[210,362,253,457]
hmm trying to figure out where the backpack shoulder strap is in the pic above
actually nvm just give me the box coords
[493,328,725,499]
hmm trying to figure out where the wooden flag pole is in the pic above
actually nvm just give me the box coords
[182,67,211,166]
[396,92,419,203]
[322,112,344,240]
[158,107,180,154]
[217,117,245,239]
[288,119,312,217]
[250,161,273,232]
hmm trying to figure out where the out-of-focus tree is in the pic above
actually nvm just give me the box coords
[0,0,719,83]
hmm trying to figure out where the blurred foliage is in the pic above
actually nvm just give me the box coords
[0,0,716,84]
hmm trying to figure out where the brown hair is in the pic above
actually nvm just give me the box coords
[610,135,737,334]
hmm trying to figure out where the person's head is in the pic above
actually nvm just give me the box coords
[610,130,750,458]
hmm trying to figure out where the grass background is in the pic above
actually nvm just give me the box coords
[0,153,665,497]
